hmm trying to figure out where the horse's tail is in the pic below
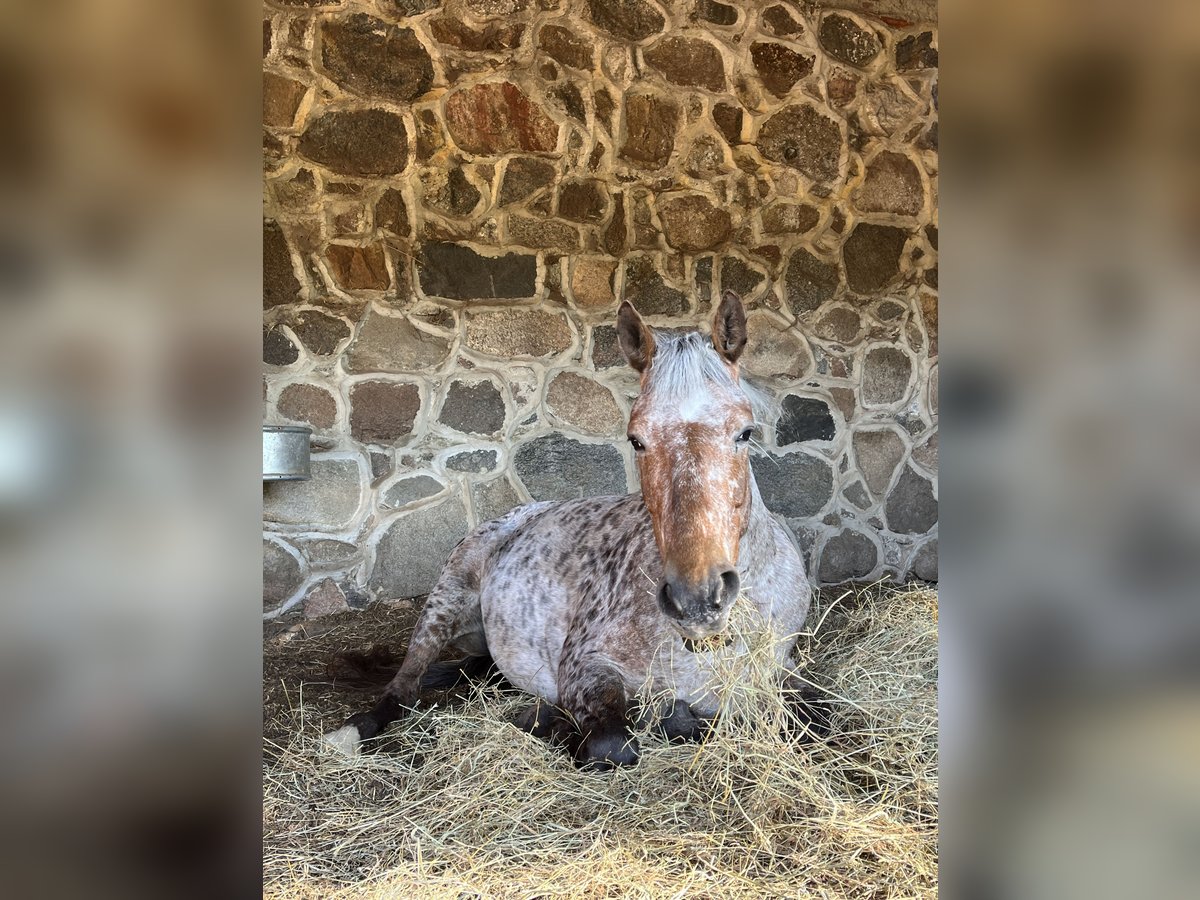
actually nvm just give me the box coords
[328,647,498,692]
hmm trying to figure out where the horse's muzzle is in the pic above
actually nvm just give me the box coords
[658,567,739,640]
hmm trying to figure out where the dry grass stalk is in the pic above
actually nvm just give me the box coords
[264,583,938,899]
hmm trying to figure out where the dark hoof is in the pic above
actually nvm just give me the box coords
[577,731,640,772]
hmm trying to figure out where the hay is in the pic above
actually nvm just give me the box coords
[264,583,937,899]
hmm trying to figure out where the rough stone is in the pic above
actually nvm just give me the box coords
[743,313,812,379]
[621,93,679,168]
[440,380,506,435]
[853,428,905,496]
[591,325,624,369]
[843,480,871,509]
[843,223,908,294]
[514,433,627,501]
[750,42,814,98]
[446,449,498,473]
[859,79,921,138]
[547,372,624,435]
[855,152,924,216]
[623,256,687,316]
[375,188,410,237]
[657,194,732,252]
[896,32,938,71]
[346,310,451,373]
[911,538,938,581]
[429,17,524,52]
[278,383,337,429]
[861,346,912,405]
[465,309,573,358]
[369,452,393,486]
[885,465,937,534]
[644,36,726,93]
[548,82,586,123]
[586,0,665,42]
[472,476,523,523]
[414,107,446,161]
[756,104,843,184]
[827,68,859,106]
[538,24,593,70]
[263,539,304,609]
[819,529,878,583]
[603,192,627,255]
[784,248,840,315]
[814,306,862,344]
[418,242,537,299]
[263,72,307,128]
[289,310,351,355]
[762,4,803,36]
[829,386,856,423]
[777,396,835,444]
[762,203,819,235]
[371,498,470,599]
[571,258,616,309]
[325,244,390,291]
[349,381,422,444]
[302,539,360,567]
[264,327,300,367]
[382,474,444,509]
[264,457,363,528]
[264,220,301,309]
[819,14,880,69]
[928,364,938,415]
[463,0,527,13]
[750,451,834,518]
[445,82,559,155]
[299,109,409,176]
[508,215,579,252]
[303,579,349,618]
[320,15,433,101]
[721,257,765,301]
[912,431,937,470]
[712,103,742,144]
[684,134,729,179]
[558,180,607,223]
[498,157,557,205]
[697,0,738,26]
[420,166,481,218]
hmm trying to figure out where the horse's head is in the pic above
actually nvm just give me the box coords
[618,290,756,642]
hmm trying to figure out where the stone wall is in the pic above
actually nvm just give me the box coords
[262,0,938,617]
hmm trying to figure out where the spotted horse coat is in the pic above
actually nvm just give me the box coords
[326,292,813,770]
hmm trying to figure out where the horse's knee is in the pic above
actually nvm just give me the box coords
[577,728,640,772]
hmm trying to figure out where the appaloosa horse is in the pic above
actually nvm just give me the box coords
[325,291,812,769]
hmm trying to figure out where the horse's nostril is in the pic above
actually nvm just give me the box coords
[659,582,683,617]
[719,569,740,605]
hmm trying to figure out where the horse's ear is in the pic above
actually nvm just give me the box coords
[617,300,655,373]
[712,290,747,365]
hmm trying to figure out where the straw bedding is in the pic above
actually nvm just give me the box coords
[263,583,937,899]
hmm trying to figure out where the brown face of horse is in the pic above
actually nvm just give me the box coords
[618,291,755,641]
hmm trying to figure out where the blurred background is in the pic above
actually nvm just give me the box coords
[941,0,1200,897]
[0,0,1196,897]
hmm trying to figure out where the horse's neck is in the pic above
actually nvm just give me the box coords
[736,472,781,582]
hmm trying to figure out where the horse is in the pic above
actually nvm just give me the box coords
[325,290,813,770]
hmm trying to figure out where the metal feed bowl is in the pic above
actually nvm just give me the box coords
[263,425,312,481]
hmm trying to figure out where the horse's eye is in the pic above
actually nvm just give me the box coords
[629,436,646,452]
[736,427,754,445]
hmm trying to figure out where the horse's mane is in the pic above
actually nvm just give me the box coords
[645,328,780,426]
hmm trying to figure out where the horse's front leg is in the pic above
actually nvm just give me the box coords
[559,655,640,772]
[639,698,714,744]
